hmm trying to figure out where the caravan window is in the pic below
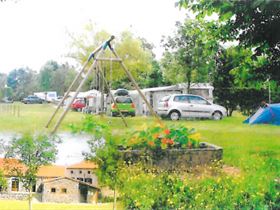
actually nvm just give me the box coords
[116,97,132,103]
[48,93,56,97]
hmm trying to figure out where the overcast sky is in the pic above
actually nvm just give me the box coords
[0,0,186,74]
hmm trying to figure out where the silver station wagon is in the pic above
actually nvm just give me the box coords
[157,94,227,121]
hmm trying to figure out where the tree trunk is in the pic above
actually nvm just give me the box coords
[187,79,191,93]
[186,70,191,93]
[113,185,117,210]
[28,186,32,210]
[100,71,104,115]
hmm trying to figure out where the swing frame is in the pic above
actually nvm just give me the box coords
[46,36,162,134]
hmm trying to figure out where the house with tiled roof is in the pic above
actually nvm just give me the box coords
[0,158,99,203]
[66,160,98,186]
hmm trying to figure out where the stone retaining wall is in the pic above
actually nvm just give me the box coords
[0,192,29,200]
[120,142,223,171]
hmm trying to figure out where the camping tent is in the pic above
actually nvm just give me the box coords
[244,103,280,125]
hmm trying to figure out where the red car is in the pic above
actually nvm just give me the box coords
[71,99,86,111]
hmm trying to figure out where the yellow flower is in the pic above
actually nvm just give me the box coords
[137,123,148,131]
[189,132,201,140]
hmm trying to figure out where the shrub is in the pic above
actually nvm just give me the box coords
[122,124,200,150]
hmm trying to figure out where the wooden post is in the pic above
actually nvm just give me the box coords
[98,63,128,127]
[17,104,20,117]
[13,104,16,116]
[46,35,115,129]
[45,60,90,128]
[100,69,104,115]
[51,59,99,134]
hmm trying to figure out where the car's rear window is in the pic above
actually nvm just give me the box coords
[159,96,170,102]
[116,97,132,103]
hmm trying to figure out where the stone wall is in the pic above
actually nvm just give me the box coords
[65,169,98,186]
[42,178,80,203]
[121,142,223,171]
[0,192,29,200]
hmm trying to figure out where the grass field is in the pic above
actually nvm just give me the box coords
[0,103,85,133]
[0,103,279,209]
[0,200,117,210]
[0,103,279,168]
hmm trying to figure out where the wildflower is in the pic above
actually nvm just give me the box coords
[188,141,192,148]
[167,139,174,145]
[161,138,168,144]
[164,129,170,135]
[189,132,201,140]
[153,133,160,139]
[148,141,155,147]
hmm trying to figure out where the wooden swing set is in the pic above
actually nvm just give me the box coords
[46,36,162,134]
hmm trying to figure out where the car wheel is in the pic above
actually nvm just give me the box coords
[169,110,180,121]
[212,111,222,120]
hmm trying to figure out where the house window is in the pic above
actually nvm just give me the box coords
[79,170,82,174]
[88,171,91,174]
[77,177,84,182]
[32,184,36,192]
[70,170,74,174]
[85,178,92,184]
[61,188,67,193]
[11,178,19,192]
[51,188,56,193]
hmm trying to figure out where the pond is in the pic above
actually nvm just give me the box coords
[0,132,91,166]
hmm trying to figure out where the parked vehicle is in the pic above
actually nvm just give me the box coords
[114,88,130,97]
[157,94,227,121]
[71,98,86,111]
[22,95,44,104]
[111,96,136,117]
[0,97,13,103]
[34,91,57,102]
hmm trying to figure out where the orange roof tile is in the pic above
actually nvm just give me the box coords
[67,160,98,169]
[0,158,26,176]
[37,165,66,178]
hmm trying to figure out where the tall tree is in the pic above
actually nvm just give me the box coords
[0,73,7,99]
[39,60,59,91]
[161,19,218,91]
[138,60,167,88]
[69,27,153,90]
[4,134,60,210]
[213,47,247,116]
[51,63,78,96]
[179,0,280,91]
[7,68,37,100]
